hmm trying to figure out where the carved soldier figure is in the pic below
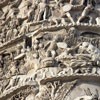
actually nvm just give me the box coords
[0,8,19,26]
[96,17,100,25]
[19,24,29,35]
[27,6,36,22]
[0,26,7,43]
[62,3,75,25]
[23,1,36,23]
[37,0,50,21]
[9,15,18,28]
[6,28,13,41]
[77,4,94,24]
[16,45,24,56]
[9,61,19,75]
[45,35,58,58]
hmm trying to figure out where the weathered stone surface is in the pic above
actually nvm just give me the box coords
[0,0,100,100]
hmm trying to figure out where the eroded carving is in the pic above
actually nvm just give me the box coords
[0,0,100,100]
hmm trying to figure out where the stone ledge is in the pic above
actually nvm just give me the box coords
[40,74,100,84]
[0,23,100,53]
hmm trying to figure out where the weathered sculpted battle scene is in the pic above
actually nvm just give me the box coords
[0,0,100,100]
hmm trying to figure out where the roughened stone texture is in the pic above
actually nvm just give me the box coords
[0,0,100,100]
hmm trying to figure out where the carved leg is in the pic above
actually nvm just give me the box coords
[89,16,93,24]
[26,24,30,33]
[77,16,85,24]
[66,12,75,25]
[54,0,58,4]
[37,11,44,21]
[6,33,8,41]
[5,78,15,90]
[81,0,87,5]
[96,17,100,25]
[61,18,66,25]
[1,17,11,26]
[70,0,74,4]
[43,8,47,20]
[42,69,47,79]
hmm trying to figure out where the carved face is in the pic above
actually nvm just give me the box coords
[68,27,77,36]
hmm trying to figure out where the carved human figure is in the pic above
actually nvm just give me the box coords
[36,0,50,21]
[45,35,58,58]
[62,3,75,24]
[48,7,59,25]
[96,17,100,25]
[9,15,19,28]
[23,1,36,23]
[48,6,67,26]
[77,4,94,24]
[68,27,78,37]
[27,6,36,23]
[77,42,100,66]
[8,16,19,37]
[6,28,13,41]
[64,27,79,47]
[4,74,32,91]
[19,24,29,35]
[16,45,23,55]
[9,61,19,75]
[4,74,37,92]
[35,81,61,100]
[4,76,20,90]
[57,41,100,69]
[0,27,7,43]
[0,6,19,26]
[1,0,22,19]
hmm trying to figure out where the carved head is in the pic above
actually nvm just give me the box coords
[68,27,77,37]
[80,42,89,49]
[87,4,94,10]
[25,1,32,8]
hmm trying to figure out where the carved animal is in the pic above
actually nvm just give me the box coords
[0,0,100,99]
